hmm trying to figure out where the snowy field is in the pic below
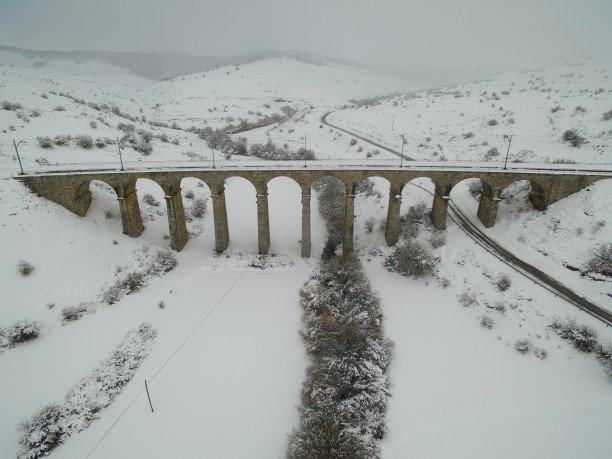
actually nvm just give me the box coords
[1,50,611,458]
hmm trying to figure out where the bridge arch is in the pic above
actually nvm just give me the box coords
[133,178,169,245]
[82,179,121,228]
[398,176,454,232]
[180,177,213,249]
[224,176,258,252]
[311,175,348,254]
[354,176,391,248]
[267,176,302,255]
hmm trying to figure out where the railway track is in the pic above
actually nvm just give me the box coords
[321,110,612,326]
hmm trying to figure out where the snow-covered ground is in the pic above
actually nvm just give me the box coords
[1,50,611,458]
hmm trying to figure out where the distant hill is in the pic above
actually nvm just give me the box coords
[0,44,506,84]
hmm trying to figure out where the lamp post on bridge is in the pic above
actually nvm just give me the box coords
[13,140,26,175]
[400,134,406,168]
[503,134,513,170]
[116,137,125,171]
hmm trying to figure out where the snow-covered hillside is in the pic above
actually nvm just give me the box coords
[0,51,421,175]
[1,50,611,459]
[329,58,612,164]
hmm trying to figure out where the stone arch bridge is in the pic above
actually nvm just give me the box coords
[18,166,611,257]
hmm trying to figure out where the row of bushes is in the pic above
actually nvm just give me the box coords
[192,126,316,161]
[287,255,393,458]
[550,318,612,378]
[223,105,297,134]
[313,177,346,250]
[101,249,177,305]
[17,323,157,459]
[37,135,112,149]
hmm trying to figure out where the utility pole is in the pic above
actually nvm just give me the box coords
[212,147,216,169]
[303,134,307,168]
[116,137,125,171]
[13,140,25,175]
[400,135,406,167]
[392,114,395,131]
[503,134,512,170]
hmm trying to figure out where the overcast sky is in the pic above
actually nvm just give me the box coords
[1,0,610,68]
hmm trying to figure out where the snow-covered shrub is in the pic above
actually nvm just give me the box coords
[406,202,430,224]
[463,132,474,139]
[596,343,612,379]
[16,323,156,459]
[584,243,612,277]
[16,111,31,123]
[280,105,298,117]
[468,179,482,198]
[458,290,477,307]
[89,120,97,129]
[102,271,144,304]
[480,315,494,329]
[534,348,548,360]
[287,256,392,459]
[74,135,93,149]
[17,404,64,459]
[142,193,160,207]
[562,129,586,147]
[484,147,499,161]
[53,105,66,112]
[122,272,144,293]
[184,189,195,199]
[365,217,376,234]
[488,119,498,126]
[1,320,41,345]
[603,110,612,121]
[356,178,380,198]
[1,100,23,111]
[53,135,70,146]
[61,303,92,323]
[118,122,135,133]
[495,273,512,291]
[550,318,598,353]
[349,138,358,146]
[515,339,531,354]
[488,301,506,313]
[385,240,437,278]
[36,137,53,148]
[429,230,446,248]
[134,140,152,155]
[94,138,106,148]
[191,198,207,219]
[148,249,177,275]
[17,260,34,276]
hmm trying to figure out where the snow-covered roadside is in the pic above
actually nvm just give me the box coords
[449,179,612,310]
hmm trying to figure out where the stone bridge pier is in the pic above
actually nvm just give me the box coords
[18,167,609,257]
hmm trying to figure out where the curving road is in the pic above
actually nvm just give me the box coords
[321,110,612,326]
[321,111,414,160]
